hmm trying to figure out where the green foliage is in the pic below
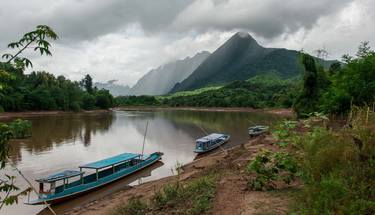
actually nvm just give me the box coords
[95,89,114,109]
[161,74,299,108]
[0,124,12,169]
[0,65,114,111]
[110,174,216,215]
[272,120,298,147]
[0,122,31,209]
[116,74,298,108]
[292,108,375,214]
[293,53,321,118]
[109,197,147,215]
[2,25,58,69]
[246,150,298,191]
[80,74,94,94]
[0,26,114,112]
[294,42,375,117]
[8,119,32,139]
[152,175,216,214]
[81,92,96,110]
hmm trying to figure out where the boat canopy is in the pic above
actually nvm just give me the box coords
[79,153,140,169]
[196,133,224,143]
[36,170,84,183]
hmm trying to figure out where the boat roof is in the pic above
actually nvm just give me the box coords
[196,133,225,143]
[79,153,140,169]
[36,170,83,183]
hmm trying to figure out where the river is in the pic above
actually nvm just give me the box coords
[0,109,284,215]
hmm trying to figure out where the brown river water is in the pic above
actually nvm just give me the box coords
[0,110,284,215]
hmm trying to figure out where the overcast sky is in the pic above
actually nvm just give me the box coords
[1,0,374,86]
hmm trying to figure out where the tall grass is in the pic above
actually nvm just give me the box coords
[293,107,375,214]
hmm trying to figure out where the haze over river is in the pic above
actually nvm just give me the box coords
[0,110,284,215]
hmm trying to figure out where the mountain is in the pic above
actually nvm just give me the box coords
[94,80,131,96]
[170,32,305,93]
[131,51,210,95]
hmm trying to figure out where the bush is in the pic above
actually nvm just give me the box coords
[246,150,298,191]
[152,175,216,215]
[8,119,32,139]
[293,108,375,214]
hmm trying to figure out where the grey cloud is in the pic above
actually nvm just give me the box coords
[171,0,354,39]
[0,0,192,45]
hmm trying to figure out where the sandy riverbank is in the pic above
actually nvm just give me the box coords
[54,135,298,215]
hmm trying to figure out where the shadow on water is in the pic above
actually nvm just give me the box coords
[36,161,164,215]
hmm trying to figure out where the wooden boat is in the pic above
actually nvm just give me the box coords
[27,152,163,205]
[248,125,269,137]
[194,133,230,154]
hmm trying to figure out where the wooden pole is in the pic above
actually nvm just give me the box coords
[141,121,149,158]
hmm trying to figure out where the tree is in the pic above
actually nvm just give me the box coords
[1,25,58,69]
[95,89,114,109]
[81,74,93,94]
[293,53,320,117]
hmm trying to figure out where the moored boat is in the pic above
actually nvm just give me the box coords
[194,133,230,154]
[27,152,163,205]
[248,125,269,137]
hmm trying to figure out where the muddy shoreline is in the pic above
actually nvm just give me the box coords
[117,106,294,117]
[0,109,112,119]
[0,107,294,119]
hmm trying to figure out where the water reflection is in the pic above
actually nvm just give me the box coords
[8,112,116,164]
[0,110,283,215]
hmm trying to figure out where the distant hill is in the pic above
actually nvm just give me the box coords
[131,51,210,95]
[94,80,131,97]
[170,32,332,93]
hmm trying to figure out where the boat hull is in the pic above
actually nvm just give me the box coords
[27,152,163,205]
[194,135,230,154]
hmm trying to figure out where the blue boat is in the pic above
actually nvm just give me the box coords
[27,152,163,205]
[194,133,230,154]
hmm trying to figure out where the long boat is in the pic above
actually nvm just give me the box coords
[194,133,230,154]
[248,125,269,137]
[27,152,163,205]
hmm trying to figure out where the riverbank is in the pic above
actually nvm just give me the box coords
[60,135,299,215]
[0,109,112,119]
[117,106,294,118]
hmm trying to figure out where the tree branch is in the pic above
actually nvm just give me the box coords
[6,37,36,63]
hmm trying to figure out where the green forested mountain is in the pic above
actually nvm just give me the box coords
[116,73,299,108]
[170,32,332,93]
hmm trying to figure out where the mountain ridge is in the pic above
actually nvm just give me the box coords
[170,32,305,93]
[130,51,210,95]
